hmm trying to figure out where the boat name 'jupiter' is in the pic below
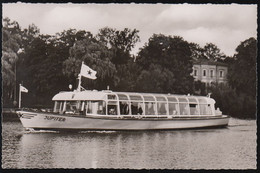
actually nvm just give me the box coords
[44,116,66,122]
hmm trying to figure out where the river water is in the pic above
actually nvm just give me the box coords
[2,118,256,169]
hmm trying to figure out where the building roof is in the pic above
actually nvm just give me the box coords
[192,59,228,66]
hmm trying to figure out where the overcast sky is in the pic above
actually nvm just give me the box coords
[3,3,257,56]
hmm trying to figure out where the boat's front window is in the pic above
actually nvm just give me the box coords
[54,101,63,113]
[86,101,106,115]
[64,101,81,114]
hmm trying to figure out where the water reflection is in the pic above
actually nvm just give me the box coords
[2,118,256,169]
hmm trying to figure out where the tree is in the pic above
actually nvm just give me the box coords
[96,27,140,65]
[203,43,226,61]
[228,37,256,97]
[2,18,22,106]
[63,37,117,90]
[189,43,206,60]
[115,59,141,92]
[136,34,194,94]
[135,64,175,93]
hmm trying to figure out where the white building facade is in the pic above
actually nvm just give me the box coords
[192,60,228,86]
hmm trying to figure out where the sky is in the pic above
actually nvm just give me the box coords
[2,3,257,56]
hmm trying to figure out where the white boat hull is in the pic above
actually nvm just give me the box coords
[17,111,229,131]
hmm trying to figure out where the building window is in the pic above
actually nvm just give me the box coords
[194,69,197,76]
[210,70,214,78]
[203,69,206,77]
[219,70,224,78]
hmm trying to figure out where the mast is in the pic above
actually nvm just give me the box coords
[77,74,82,91]
[18,84,21,108]
[77,61,84,91]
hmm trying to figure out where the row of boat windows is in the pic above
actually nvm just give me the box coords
[53,100,213,116]
[107,94,207,104]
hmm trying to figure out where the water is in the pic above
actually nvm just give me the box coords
[2,118,256,169]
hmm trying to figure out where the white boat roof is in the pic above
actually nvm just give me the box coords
[52,90,215,104]
[52,90,107,101]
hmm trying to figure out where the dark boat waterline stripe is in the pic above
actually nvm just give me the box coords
[28,124,229,131]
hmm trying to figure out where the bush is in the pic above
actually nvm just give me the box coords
[210,85,256,119]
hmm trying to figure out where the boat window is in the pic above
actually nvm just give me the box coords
[120,101,130,115]
[107,101,118,115]
[145,102,156,115]
[199,104,212,115]
[54,101,63,113]
[189,104,199,115]
[131,102,143,115]
[118,94,128,101]
[188,98,197,103]
[198,98,207,104]
[107,101,117,105]
[129,95,143,101]
[179,103,189,115]
[178,98,188,102]
[156,96,166,101]
[107,94,117,100]
[63,101,81,114]
[167,97,178,102]
[157,102,167,115]
[143,96,155,101]
[86,101,106,115]
[169,103,179,115]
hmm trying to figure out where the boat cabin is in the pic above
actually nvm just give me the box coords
[52,90,216,117]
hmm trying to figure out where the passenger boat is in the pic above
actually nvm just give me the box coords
[16,62,229,131]
[16,89,229,131]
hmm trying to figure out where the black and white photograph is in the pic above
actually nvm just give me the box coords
[2,2,257,170]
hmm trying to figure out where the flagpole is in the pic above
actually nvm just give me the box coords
[77,61,84,91]
[77,74,82,91]
[18,84,21,109]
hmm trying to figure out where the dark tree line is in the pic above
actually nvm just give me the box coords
[2,18,256,119]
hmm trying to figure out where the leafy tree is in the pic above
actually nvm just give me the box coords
[136,34,194,94]
[189,43,206,60]
[2,18,22,106]
[228,37,257,97]
[210,84,255,119]
[96,27,140,65]
[203,43,226,61]
[115,59,141,92]
[63,37,116,90]
[135,64,175,93]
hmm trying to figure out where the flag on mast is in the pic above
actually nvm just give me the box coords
[80,63,97,80]
[20,85,28,93]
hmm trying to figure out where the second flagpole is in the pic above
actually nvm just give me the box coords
[18,84,21,109]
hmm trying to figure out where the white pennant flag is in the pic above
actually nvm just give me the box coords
[20,85,28,93]
[80,63,97,80]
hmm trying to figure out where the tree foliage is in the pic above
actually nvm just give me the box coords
[97,27,140,65]
[63,37,117,90]
[136,34,194,94]
[189,42,226,61]
[2,18,22,106]
[228,37,256,97]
